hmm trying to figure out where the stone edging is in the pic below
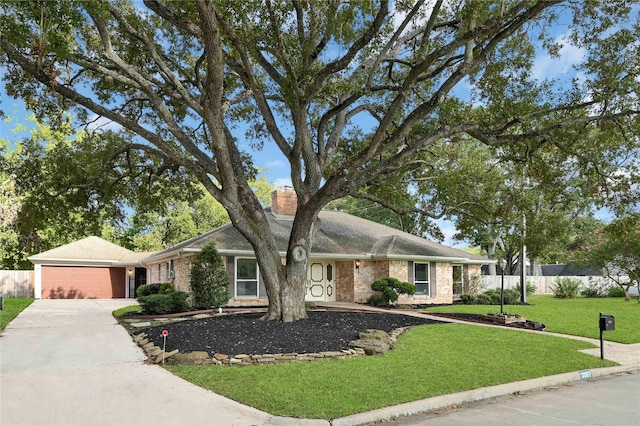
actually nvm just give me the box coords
[129,322,410,366]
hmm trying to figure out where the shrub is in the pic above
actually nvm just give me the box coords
[369,277,416,305]
[475,293,493,305]
[607,286,626,298]
[503,288,521,304]
[190,241,231,309]
[136,282,174,298]
[516,282,537,296]
[459,294,477,304]
[581,286,601,298]
[138,291,189,315]
[366,293,388,307]
[159,282,175,294]
[551,277,581,299]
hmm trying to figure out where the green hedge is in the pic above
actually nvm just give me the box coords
[137,291,189,315]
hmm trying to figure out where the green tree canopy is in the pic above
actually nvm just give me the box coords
[577,214,640,301]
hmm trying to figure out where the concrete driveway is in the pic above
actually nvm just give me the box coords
[0,299,270,426]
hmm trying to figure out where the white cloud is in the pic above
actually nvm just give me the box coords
[532,35,586,81]
[265,159,286,169]
[273,177,293,188]
[85,115,123,133]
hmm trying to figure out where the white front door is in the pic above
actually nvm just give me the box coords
[305,261,336,302]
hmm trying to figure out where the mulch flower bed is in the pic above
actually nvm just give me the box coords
[138,311,447,357]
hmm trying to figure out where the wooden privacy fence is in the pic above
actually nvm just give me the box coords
[480,275,624,294]
[1,270,34,297]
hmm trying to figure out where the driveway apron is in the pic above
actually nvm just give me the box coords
[0,299,270,426]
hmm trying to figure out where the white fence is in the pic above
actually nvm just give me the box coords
[480,275,622,294]
[0,270,34,298]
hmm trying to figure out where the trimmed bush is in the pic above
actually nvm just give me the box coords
[475,293,493,305]
[369,277,416,306]
[190,241,231,309]
[551,277,581,299]
[136,282,174,298]
[138,291,189,315]
[459,294,477,304]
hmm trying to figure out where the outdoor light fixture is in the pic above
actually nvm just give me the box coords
[355,260,361,274]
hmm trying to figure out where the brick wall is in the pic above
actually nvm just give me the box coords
[336,261,355,302]
[271,188,297,215]
[172,256,194,293]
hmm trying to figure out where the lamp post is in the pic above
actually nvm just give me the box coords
[498,259,506,315]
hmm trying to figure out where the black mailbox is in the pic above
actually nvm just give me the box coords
[599,314,615,331]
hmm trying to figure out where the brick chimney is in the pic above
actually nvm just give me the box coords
[271,187,297,216]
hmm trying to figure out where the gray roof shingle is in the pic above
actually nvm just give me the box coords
[146,208,488,264]
[28,236,149,263]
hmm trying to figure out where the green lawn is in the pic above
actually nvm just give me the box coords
[0,298,34,330]
[425,294,640,344]
[113,304,142,318]
[167,323,614,419]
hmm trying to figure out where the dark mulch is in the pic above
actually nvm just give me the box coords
[139,311,446,357]
[428,312,546,331]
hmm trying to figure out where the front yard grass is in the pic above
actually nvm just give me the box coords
[112,304,142,318]
[0,297,34,331]
[166,323,614,419]
[425,294,640,344]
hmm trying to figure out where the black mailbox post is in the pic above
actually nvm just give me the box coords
[599,313,615,359]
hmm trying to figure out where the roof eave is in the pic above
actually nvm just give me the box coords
[372,254,491,264]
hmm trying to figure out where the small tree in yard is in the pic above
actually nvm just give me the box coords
[369,277,416,306]
[190,242,230,309]
[578,215,640,302]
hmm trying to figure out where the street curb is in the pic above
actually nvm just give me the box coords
[329,364,640,426]
[263,364,639,426]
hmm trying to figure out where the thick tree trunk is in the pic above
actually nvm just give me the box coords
[280,261,308,322]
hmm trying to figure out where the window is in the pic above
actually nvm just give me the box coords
[453,264,464,295]
[166,260,174,280]
[414,262,429,296]
[236,258,259,297]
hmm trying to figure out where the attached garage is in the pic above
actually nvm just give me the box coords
[29,236,152,299]
[41,266,126,299]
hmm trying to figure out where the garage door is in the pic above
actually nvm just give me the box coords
[41,266,126,299]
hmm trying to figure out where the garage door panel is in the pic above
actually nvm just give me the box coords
[42,266,125,299]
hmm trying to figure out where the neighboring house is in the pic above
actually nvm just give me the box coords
[29,236,152,299]
[143,189,490,306]
[540,263,602,277]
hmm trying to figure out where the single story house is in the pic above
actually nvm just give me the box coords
[144,189,490,306]
[28,236,151,299]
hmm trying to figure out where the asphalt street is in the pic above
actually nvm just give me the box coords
[376,371,640,426]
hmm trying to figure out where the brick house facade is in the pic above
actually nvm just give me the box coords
[142,189,490,306]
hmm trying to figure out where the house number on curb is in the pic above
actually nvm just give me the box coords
[578,370,593,380]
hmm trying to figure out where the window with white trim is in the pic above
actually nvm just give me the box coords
[453,264,464,295]
[236,258,259,297]
[414,262,429,296]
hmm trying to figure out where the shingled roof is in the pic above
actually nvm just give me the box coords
[145,208,488,264]
[29,236,151,264]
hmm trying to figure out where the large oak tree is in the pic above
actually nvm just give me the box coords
[1,1,638,321]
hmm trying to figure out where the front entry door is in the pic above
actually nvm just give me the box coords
[305,261,336,302]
